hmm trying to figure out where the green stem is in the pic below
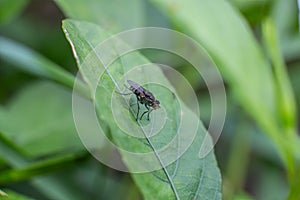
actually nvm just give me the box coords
[261,17,299,197]
[0,151,88,184]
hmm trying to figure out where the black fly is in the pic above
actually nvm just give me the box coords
[117,80,160,121]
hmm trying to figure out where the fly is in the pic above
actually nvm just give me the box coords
[117,80,160,121]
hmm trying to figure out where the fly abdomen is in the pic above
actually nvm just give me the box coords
[122,80,161,121]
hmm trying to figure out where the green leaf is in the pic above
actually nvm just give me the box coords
[228,0,272,25]
[0,189,8,198]
[0,81,84,157]
[0,131,86,200]
[0,132,27,167]
[0,36,89,98]
[63,19,222,200]
[0,36,68,80]
[150,0,297,179]
[149,0,300,197]
[272,0,297,38]
[0,151,87,184]
[150,0,275,125]
[275,0,300,61]
[55,0,145,32]
[0,189,32,200]
[0,0,29,25]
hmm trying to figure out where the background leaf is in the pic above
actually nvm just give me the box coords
[0,81,84,157]
[0,36,78,90]
[54,0,145,32]
[0,0,29,25]
[1,189,32,200]
[150,0,275,132]
[0,129,89,200]
[150,0,298,190]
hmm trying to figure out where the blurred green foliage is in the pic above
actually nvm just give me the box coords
[0,0,299,199]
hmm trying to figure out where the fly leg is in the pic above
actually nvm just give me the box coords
[140,104,150,121]
[135,95,140,121]
[146,108,154,121]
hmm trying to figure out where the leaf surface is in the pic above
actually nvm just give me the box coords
[63,19,222,200]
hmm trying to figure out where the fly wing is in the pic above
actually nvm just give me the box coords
[127,80,144,94]
[127,80,140,88]
[143,90,155,100]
